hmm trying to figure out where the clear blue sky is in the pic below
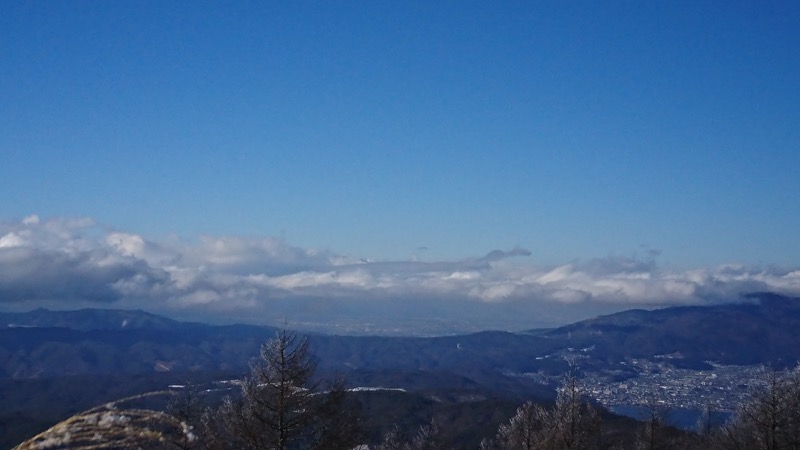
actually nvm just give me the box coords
[2,1,799,268]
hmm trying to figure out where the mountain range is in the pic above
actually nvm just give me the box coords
[3,292,798,380]
[2,292,799,447]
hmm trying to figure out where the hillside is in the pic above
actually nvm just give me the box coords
[4,293,800,381]
[545,292,800,367]
[3,293,800,447]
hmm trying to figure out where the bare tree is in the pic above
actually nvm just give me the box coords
[215,328,362,450]
[376,424,408,450]
[376,418,449,450]
[409,417,448,450]
[482,371,601,450]
[710,365,800,450]
[480,401,545,450]
[552,373,601,450]
[167,381,204,449]
[197,405,227,450]
[634,401,670,450]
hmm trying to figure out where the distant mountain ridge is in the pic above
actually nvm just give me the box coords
[544,292,800,367]
[0,307,190,331]
[3,293,800,448]
[2,292,800,381]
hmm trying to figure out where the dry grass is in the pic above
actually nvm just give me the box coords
[14,390,196,450]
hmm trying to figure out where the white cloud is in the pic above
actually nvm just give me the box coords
[0,232,27,248]
[1,215,799,329]
[22,214,40,225]
[107,232,147,257]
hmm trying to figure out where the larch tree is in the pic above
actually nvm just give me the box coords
[167,380,205,449]
[481,369,601,450]
[214,328,362,450]
[710,366,800,450]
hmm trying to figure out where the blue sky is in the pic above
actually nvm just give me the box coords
[1,2,799,330]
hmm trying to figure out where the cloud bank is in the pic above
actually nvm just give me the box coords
[1,215,799,330]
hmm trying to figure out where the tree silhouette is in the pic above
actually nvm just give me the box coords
[711,366,800,450]
[481,370,601,450]
[214,329,362,450]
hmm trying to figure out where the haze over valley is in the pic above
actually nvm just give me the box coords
[3,215,800,335]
